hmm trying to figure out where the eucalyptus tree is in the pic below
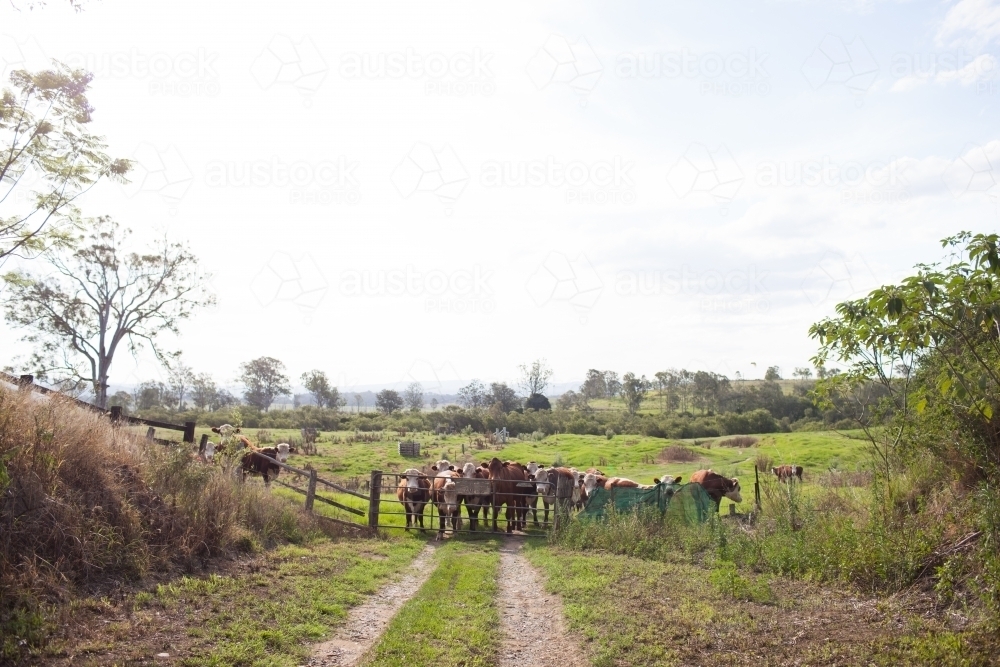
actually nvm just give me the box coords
[2,216,212,407]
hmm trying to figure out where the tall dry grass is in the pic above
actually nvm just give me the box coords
[0,384,331,660]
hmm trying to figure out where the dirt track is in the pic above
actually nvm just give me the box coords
[306,544,437,667]
[496,539,588,667]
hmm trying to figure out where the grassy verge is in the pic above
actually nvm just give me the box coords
[524,544,994,666]
[362,540,500,667]
[44,537,424,666]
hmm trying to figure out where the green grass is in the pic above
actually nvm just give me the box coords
[363,540,501,667]
[55,537,425,666]
[523,544,993,667]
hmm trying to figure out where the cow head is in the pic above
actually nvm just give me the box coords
[462,462,477,478]
[724,478,742,503]
[652,475,682,485]
[435,459,453,473]
[274,443,291,463]
[525,461,539,475]
[583,472,600,495]
[487,457,504,476]
[211,424,241,437]
[402,468,423,489]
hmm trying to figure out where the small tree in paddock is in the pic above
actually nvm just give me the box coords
[622,372,650,415]
[376,389,403,415]
[239,356,291,411]
[403,382,424,412]
[301,369,342,409]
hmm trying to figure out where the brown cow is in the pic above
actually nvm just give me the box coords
[239,445,289,486]
[772,464,804,482]
[431,467,462,540]
[690,469,742,510]
[396,468,431,532]
[485,457,526,533]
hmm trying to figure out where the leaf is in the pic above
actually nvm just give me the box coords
[916,397,928,413]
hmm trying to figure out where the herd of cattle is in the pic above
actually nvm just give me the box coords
[195,425,805,538]
[395,458,748,540]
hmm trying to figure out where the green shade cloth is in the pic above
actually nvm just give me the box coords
[580,481,715,524]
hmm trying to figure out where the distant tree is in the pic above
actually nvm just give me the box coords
[580,369,607,400]
[108,390,132,412]
[490,381,520,412]
[764,366,782,382]
[2,217,213,408]
[300,369,341,409]
[0,65,131,264]
[457,379,488,409]
[354,393,364,412]
[213,388,238,410]
[691,371,730,413]
[556,390,581,411]
[621,372,650,415]
[168,362,194,410]
[133,380,169,411]
[603,371,622,398]
[792,367,813,380]
[525,392,551,411]
[190,373,217,410]
[239,356,291,411]
[403,382,424,412]
[518,359,553,397]
[430,397,439,409]
[376,389,403,415]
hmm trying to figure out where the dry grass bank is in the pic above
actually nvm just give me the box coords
[0,384,335,663]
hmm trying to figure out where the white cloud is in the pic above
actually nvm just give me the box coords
[937,0,1000,50]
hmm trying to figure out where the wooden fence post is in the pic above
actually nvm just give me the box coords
[183,421,196,444]
[18,374,33,386]
[553,472,574,532]
[199,433,209,455]
[368,470,382,528]
[305,469,317,512]
[754,466,761,511]
[110,406,122,423]
[146,427,156,441]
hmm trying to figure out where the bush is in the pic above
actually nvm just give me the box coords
[718,435,759,448]
[659,445,699,462]
[606,428,616,440]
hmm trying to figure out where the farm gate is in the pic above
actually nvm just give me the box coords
[366,469,576,537]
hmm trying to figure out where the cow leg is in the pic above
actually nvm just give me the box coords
[529,494,539,527]
[491,502,500,532]
[505,504,514,533]
[416,502,426,532]
[437,510,447,540]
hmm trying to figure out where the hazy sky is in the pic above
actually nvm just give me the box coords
[2,0,999,394]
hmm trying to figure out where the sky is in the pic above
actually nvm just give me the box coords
[1,0,1000,395]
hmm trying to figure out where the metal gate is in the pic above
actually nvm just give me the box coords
[366,469,576,537]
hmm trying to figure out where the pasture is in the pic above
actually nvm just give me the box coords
[206,426,872,518]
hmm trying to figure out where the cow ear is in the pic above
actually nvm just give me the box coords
[448,465,455,471]
[431,465,438,471]
[653,478,661,484]
[673,476,682,484]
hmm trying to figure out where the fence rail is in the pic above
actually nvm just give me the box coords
[2,372,195,444]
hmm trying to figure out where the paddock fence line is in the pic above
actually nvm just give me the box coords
[1,372,194,446]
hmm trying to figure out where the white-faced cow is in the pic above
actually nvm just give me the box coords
[431,465,462,540]
[458,462,491,531]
